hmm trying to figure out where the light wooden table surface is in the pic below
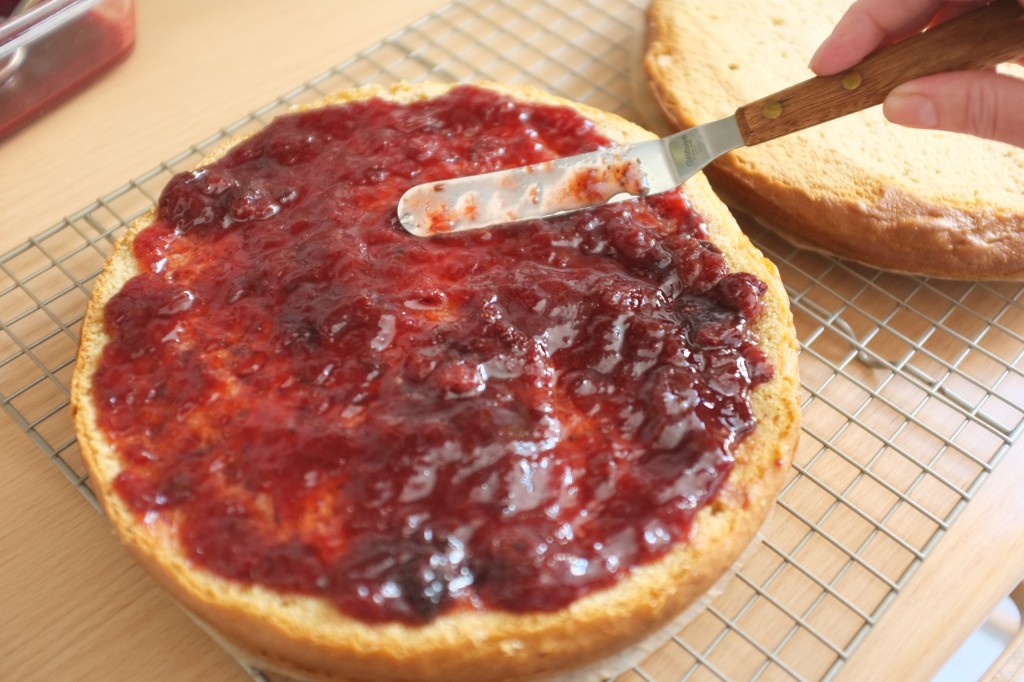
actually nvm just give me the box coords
[2,1,1023,680]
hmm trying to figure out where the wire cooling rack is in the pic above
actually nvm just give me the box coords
[2,0,1023,680]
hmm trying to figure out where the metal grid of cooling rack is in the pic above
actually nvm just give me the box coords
[1,0,1023,680]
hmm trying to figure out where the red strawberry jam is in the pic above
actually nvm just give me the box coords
[93,85,773,624]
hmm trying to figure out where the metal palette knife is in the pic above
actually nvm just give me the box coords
[398,0,1024,237]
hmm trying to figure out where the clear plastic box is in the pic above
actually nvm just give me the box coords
[0,0,135,139]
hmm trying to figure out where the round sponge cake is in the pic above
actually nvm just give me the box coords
[71,82,800,681]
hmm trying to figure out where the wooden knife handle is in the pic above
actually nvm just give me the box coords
[735,0,1024,146]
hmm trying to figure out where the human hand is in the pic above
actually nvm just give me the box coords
[809,0,1024,146]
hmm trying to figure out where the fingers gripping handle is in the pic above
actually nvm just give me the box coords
[735,0,1024,146]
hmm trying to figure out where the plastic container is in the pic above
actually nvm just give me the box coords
[0,0,135,140]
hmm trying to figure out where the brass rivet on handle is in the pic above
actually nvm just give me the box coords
[762,101,782,120]
[841,71,863,90]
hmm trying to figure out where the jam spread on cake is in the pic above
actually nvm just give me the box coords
[93,85,773,624]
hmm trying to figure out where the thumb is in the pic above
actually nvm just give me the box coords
[883,70,1024,147]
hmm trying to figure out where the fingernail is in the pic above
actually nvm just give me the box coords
[807,38,835,74]
[884,90,939,128]
[807,44,825,71]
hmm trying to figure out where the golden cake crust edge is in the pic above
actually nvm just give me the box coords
[71,81,800,682]
[642,0,1024,280]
